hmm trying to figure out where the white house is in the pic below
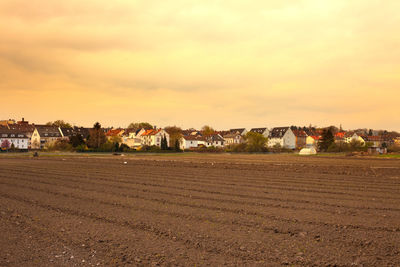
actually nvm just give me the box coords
[180,135,206,150]
[141,129,170,147]
[205,134,225,147]
[268,127,296,149]
[345,133,366,146]
[223,132,244,145]
[122,128,146,148]
[0,130,29,150]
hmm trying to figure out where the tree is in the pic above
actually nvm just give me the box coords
[174,139,181,152]
[245,132,268,152]
[46,120,73,128]
[201,125,215,135]
[87,122,106,149]
[368,129,373,136]
[110,135,122,144]
[69,134,85,147]
[161,135,168,150]
[318,128,335,151]
[127,122,153,130]
[165,126,182,149]
[1,140,11,151]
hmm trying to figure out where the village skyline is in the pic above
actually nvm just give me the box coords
[1,116,399,133]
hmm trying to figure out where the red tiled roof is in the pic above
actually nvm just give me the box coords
[335,132,346,138]
[105,129,123,136]
[141,129,161,136]
[310,135,321,140]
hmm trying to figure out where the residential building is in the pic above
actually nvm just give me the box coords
[250,128,269,137]
[141,129,170,147]
[205,134,225,147]
[34,125,63,149]
[292,129,307,149]
[268,127,296,149]
[229,128,248,136]
[180,135,207,150]
[122,128,145,148]
[0,129,29,150]
[223,132,244,145]
[306,135,321,147]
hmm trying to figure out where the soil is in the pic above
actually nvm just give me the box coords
[0,154,399,266]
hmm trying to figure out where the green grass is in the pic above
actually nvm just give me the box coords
[377,154,400,159]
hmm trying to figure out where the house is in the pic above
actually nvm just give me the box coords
[180,135,207,150]
[334,132,346,144]
[250,128,269,137]
[292,129,307,149]
[0,129,29,150]
[7,123,37,149]
[306,135,321,147]
[122,128,145,148]
[268,127,296,149]
[34,125,63,149]
[394,137,400,146]
[60,127,91,141]
[223,132,244,145]
[229,128,248,136]
[105,128,125,141]
[141,129,170,148]
[205,134,225,147]
[345,133,365,146]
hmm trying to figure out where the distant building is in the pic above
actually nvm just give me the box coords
[229,128,248,136]
[141,129,170,148]
[268,127,296,149]
[0,129,29,150]
[250,128,269,138]
[34,125,63,149]
[223,132,244,145]
[180,135,206,150]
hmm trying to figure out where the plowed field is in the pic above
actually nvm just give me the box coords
[1,154,400,266]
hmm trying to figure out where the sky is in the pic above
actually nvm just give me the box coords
[1,0,399,131]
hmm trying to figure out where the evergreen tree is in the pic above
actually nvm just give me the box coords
[318,129,335,151]
[87,122,106,149]
[160,135,168,150]
[174,139,181,151]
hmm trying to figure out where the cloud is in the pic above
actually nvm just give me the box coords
[0,0,399,131]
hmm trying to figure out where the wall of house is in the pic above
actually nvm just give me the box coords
[268,138,284,147]
[283,130,296,149]
[0,138,29,149]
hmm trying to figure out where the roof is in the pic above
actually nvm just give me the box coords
[310,135,322,140]
[364,136,382,142]
[7,124,36,134]
[335,132,346,138]
[223,133,242,138]
[35,125,62,138]
[205,134,224,142]
[105,128,124,137]
[141,129,164,136]
[269,127,290,138]
[292,129,307,137]
[229,128,246,135]
[60,127,90,138]
[250,128,267,134]
[0,129,28,139]
[182,135,206,141]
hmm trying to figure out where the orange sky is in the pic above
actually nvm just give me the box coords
[1,1,399,131]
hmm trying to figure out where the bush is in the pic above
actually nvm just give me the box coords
[225,143,247,153]
[45,139,73,151]
[388,145,400,153]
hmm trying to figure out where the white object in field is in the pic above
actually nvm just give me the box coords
[123,161,128,164]
[299,147,317,155]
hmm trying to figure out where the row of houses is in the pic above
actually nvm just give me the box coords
[1,118,399,150]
